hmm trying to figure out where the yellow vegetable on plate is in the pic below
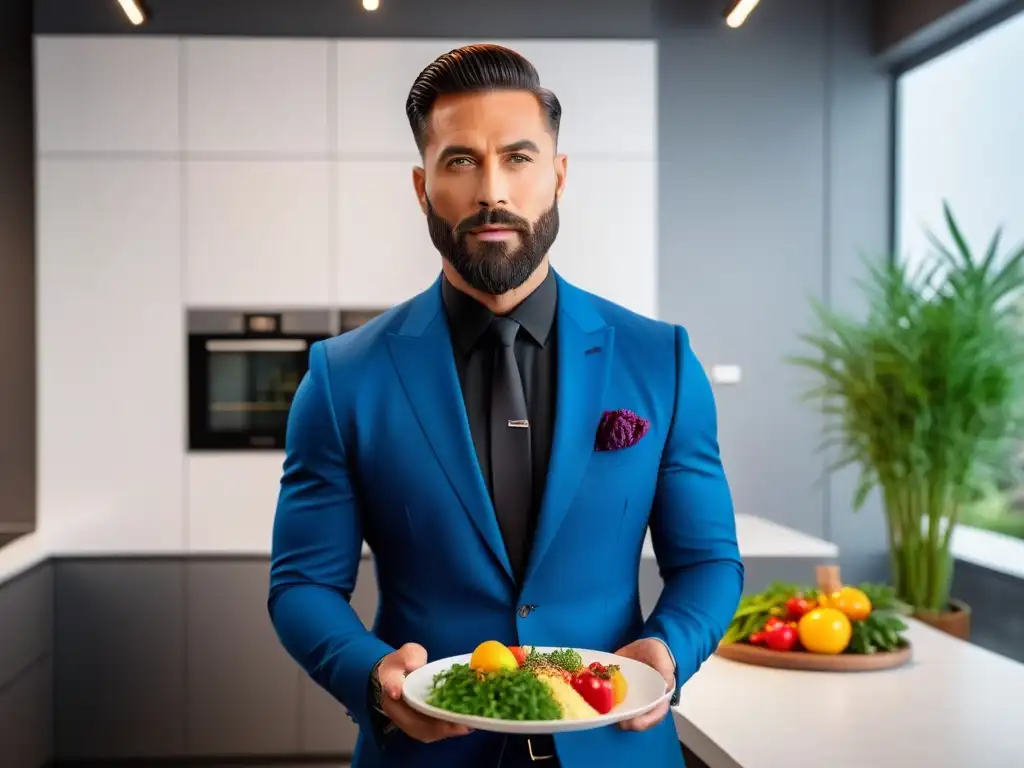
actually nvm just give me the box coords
[469,640,519,674]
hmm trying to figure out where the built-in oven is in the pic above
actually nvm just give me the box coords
[187,310,336,451]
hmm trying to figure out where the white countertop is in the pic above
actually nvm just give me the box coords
[641,514,838,560]
[673,619,1024,768]
[0,530,49,584]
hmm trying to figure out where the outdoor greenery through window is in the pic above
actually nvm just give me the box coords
[897,10,1024,540]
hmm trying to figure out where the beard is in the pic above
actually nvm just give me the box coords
[426,195,560,295]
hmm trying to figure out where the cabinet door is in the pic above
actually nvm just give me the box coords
[335,40,470,158]
[335,161,440,308]
[37,160,185,553]
[185,561,301,756]
[54,561,186,759]
[35,36,180,153]
[185,161,331,307]
[552,159,657,318]
[0,657,53,768]
[299,557,379,754]
[187,453,285,553]
[184,38,329,154]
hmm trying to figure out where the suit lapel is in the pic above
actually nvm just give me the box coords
[386,279,515,582]
[525,277,613,585]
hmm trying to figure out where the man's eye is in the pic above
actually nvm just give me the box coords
[508,154,532,164]
[448,157,474,167]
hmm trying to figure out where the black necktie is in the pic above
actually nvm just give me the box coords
[489,317,532,583]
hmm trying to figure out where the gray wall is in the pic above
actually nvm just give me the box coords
[656,0,892,580]
[0,0,37,547]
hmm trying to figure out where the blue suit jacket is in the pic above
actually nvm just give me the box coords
[268,272,743,767]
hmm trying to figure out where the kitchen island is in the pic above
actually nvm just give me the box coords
[673,618,1024,768]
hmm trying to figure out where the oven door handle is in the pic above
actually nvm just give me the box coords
[204,339,310,353]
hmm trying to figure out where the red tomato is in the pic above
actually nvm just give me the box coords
[570,670,615,714]
[786,596,814,621]
[764,624,798,652]
[508,646,527,667]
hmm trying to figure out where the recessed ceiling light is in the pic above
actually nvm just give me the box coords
[117,0,147,25]
[725,0,761,28]
[363,0,380,10]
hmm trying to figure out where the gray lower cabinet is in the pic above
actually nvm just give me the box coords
[185,557,380,758]
[185,559,302,756]
[45,554,384,761]
[0,563,54,768]
[54,559,187,760]
[0,657,53,768]
[0,564,52,689]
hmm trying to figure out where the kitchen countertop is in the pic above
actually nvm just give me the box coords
[642,514,837,560]
[0,529,49,584]
[673,618,1024,768]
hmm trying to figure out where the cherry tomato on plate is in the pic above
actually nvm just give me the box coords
[570,670,615,714]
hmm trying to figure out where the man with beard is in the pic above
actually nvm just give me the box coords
[268,44,743,768]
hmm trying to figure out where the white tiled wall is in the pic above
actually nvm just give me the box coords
[33,35,658,555]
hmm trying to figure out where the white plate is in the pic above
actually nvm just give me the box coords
[402,646,673,735]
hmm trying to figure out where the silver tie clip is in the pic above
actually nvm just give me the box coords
[507,419,530,429]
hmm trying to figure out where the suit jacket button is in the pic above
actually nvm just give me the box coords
[518,604,535,618]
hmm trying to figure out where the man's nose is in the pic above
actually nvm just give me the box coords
[476,160,510,208]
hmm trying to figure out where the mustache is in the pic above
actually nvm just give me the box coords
[455,208,530,237]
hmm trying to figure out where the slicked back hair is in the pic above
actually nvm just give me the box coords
[406,44,562,156]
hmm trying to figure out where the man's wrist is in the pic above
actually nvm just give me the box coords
[646,636,679,704]
[650,636,676,670]
[370,656,386,708]
[367,656,398,743]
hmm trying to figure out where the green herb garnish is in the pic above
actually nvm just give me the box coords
[427,663,562,721]
[523,647,583,674]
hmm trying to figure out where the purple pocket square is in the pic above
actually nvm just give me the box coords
[595,409,650,452]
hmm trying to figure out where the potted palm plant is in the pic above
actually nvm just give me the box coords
[788,202,1024,639]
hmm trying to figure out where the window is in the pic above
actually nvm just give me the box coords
[896,10,1024,540]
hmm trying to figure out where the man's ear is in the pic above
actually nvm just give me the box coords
[412,166,428,215]
[554,154,568,202]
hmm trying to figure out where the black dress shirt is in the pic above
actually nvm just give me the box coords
[440,269,558,572]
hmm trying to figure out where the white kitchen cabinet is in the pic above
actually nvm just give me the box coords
[335,160,441,308]
[35,36,180,153]
[184,38,330,154]
[36,160,184,553]
[185,161,331,307]
[187,453,285,554]
[552,158,658,318]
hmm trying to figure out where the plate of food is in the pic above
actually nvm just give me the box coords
[402,641,673,735]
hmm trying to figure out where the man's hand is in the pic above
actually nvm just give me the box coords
[614,638,675,731]
[377,643,473,743]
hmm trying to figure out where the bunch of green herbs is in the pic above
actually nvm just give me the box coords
[426,664,562,721]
